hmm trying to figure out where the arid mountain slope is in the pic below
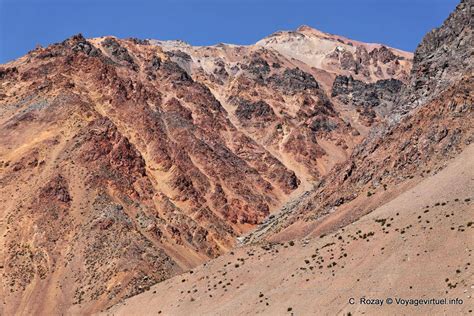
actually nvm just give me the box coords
[151,29,411,183]
[0,23,411,315]
[105,143,474,316]
[0,35,301,314]
[243,74,473,244]
[242,0,473,244]
[107,1,473,314]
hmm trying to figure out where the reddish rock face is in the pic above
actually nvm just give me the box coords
[39,174,72,203]
[0,26,414,314]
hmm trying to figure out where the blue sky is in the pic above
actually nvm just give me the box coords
[0,0,459,63]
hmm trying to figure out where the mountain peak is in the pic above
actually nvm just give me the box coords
[296,24,315,32]
[295,24,327,36]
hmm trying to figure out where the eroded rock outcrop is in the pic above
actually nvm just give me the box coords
[396,0,473,118]
[332,75,403,124]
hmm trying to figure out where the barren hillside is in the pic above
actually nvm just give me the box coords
[104,1,473,315]
[0,0,472,315]
[0,19,411,316]
[105,143,473,316]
